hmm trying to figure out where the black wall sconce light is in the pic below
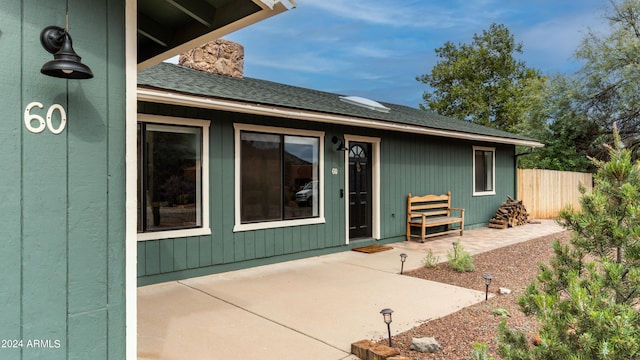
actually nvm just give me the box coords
[40,12,93,79]
[332,136,348,151]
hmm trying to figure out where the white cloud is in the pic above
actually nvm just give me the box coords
[517,8,609,72]
[349,44,396,59]
[299,0,520,31]
[221,0,613,105]
[523,15,603,50]
[299,0,456,29]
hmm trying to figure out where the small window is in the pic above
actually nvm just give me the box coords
[473,146,495,196]
[234,124,325,232]
[137,115,210,240]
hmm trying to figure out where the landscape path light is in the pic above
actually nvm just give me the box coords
[483,273,494,301]
[452,241,459,259]
[380,308,393,347]
[399,253,407,274]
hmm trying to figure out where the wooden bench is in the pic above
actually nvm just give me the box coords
[406,192,464,242]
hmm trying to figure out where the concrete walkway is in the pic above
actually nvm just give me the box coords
[137,220,565,360]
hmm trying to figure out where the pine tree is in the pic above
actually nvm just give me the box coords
[498,125,640,359]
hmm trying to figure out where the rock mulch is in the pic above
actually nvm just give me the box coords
[379,230,570,360]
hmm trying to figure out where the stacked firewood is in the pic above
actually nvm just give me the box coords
[488,196,529,229]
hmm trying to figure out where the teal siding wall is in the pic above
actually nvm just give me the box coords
[0,1,126,359]
[137,103,516,285]
[379,132,516,239]
[137,104,348,283]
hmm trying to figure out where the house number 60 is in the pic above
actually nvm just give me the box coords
[24,102,67,135]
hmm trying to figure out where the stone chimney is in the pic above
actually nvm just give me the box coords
[179,39,244,78]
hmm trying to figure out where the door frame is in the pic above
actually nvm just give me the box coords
[343,135,380,244]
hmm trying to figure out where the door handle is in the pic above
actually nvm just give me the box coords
[340,189,344,198]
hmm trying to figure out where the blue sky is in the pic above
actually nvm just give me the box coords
[221,0,609,108]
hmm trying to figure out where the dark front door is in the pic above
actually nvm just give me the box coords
[348,142,372,239]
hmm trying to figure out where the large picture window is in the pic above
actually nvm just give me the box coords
[234,124,324,231]
[137,115,210,240]
[473,146,495,196]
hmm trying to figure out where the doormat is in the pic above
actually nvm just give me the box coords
[352,244,393,254]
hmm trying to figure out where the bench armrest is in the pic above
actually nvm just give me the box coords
[407,212,428,223]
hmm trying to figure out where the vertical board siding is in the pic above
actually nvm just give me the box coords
[221,115,236,264]
[465,146,515,227]
[245,231,256,260]
[21,0,70,356]
[264,231,275,257]
[211,112,226,265]
[199,236,213,267]
[68,0,110,323]
[173,238,188,271]
[137,104,517,284]
[105,0,127,357]
[68,309,107,360]
[160,240,175,273]
[144,241,160,275]
[0,0,24,354]
[254,230,266,258]
[0,0,127,358]
[187,237,200,269]
[518,169,593,218]
[137,242,147,276]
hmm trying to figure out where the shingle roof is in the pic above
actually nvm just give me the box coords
[138,62,541,145]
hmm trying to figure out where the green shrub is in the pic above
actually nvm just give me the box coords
[447,241,475,272]
[471,342,496,360]
[491,308,510,318]
[422,249,440,267]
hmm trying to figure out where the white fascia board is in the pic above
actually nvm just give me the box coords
[137,88,544,148]
[255,0,296,10]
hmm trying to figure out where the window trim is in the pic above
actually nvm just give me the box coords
[137,114,211,241]
[233,123,325,232]
[472,146,496,196]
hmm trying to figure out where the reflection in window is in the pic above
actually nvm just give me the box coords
[349,144,366,159]
[240,131,319,223]
[473,147,495,195]
[138,123,202,232]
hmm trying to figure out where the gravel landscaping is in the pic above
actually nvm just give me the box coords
[381,230,571,359]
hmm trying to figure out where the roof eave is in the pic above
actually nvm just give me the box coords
[137,87,544,148]
[137,0,296,71]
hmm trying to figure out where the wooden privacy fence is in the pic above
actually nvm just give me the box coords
[517,169,593,219]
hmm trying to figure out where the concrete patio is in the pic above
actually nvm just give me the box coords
[137,219,565,359]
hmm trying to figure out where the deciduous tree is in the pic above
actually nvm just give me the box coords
[575,0,640,161]
[417,23,543,133]
[516,75,597,172]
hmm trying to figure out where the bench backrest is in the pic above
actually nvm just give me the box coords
[407,192,452,218]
